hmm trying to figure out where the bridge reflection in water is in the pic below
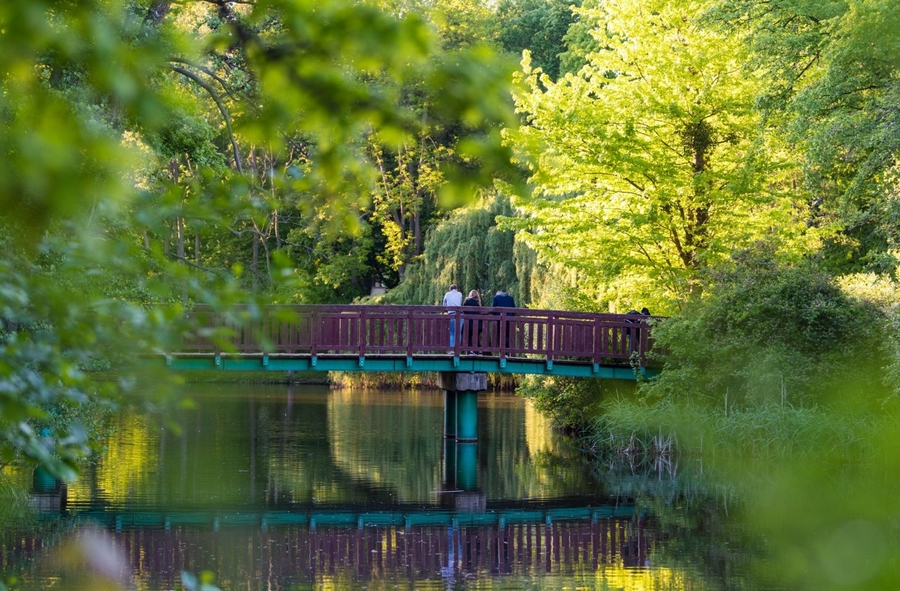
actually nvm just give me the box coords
[11,516,649,589]
[145,520,644,585]
[17,470,651,589]
[6,387,662,589]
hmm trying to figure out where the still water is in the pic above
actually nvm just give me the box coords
[3,385,754,590]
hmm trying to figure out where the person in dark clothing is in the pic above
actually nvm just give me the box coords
[491,290,516,350]
[626,308,652,354]
[625,309,642,354]
[463,289,482,352]
[491,290,515,308]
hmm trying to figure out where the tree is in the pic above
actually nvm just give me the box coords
[0,0,515,476]
[496,0,579,80]
[709,0,900,274]
[363,0,518,288]
[508,0,816,312]
[381,191,525,305]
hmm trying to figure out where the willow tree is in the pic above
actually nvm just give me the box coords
[508,0,816,311]
[381,191,532,305]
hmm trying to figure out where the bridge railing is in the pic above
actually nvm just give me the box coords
[178,305,653,366]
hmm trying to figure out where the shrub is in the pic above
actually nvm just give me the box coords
[643,248,886,406]
[518,374,634,433]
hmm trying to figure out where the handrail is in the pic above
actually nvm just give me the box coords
[177,305,655,366]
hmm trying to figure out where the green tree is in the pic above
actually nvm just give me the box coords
[496,0,579,80]
[0,0,515,476]
[710,0,900,274]
[508,0,816,312]
[363,0,517,290]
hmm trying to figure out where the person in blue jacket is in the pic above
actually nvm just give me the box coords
[491,289,516,350]
[491,289,515,308]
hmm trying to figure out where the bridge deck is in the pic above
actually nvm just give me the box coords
[167,305,655,378]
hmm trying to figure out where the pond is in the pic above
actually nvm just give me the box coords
[0,384,829,590]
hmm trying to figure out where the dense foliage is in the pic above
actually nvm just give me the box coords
[645,247,883,405]
[2,0,900,498]
[0,0,517,476]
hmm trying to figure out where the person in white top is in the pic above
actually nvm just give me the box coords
[442,284,463,307]
[442,284,463,348]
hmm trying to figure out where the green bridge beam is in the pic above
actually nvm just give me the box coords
[157,354,658,380]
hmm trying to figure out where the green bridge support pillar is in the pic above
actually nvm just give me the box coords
[442,440,479,492]
[439,372,487,442]
[455,442,478,490]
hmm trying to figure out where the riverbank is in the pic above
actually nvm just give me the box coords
[562,381,900,591]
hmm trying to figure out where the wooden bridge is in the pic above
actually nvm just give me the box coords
[164,305,656,379]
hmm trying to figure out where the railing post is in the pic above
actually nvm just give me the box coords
[451,309,461,358]
[546,313,555,368]
[499,311,506,361]
[406,308,414,363]
[213,310,222,357]
[310,307,319,357]
[358,307,366,361]
[639,317,649,366]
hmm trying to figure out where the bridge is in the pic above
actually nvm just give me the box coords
[164,305,655,379]
[160,305,656,443]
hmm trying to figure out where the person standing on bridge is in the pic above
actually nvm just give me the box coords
[442,284,463,348]
[491,289,516,351]
[463,289,483,353]
[625,308,651,354]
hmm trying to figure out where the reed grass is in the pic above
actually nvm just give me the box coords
[330,371,519,390]
[0,476,37,528]
[583,398,877,470]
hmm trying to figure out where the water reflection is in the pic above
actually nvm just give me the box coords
[6,385,688,590]
[66,385,604,510]
[11,518,662,591]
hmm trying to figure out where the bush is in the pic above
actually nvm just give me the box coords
[518,374,633,433]
[839,272,900,399]
[643,248,886,406]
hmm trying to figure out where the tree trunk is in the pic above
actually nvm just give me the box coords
[144,1,172,26]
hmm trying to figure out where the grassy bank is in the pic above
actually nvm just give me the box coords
[582,398,880,469]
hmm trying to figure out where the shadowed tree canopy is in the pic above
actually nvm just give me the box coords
[0,0,516,476]
[496,0,579,80]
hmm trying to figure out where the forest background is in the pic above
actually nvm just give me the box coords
[2,1,900,586]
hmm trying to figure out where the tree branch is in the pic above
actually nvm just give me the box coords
[171,64,244,174]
